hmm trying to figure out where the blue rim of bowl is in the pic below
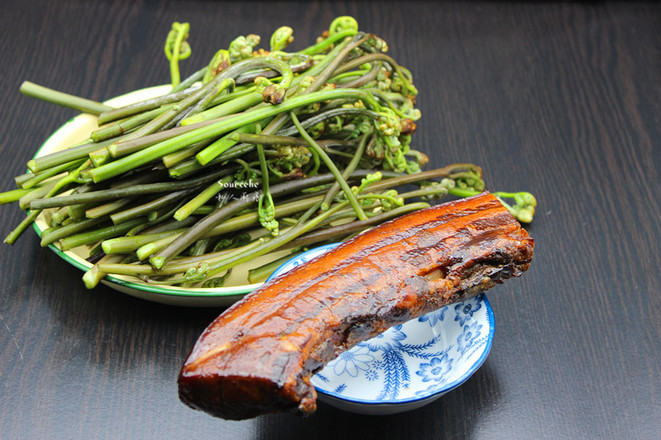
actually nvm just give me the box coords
[266,243,341,278]
[267,243,496,406]
[29,85,259,300]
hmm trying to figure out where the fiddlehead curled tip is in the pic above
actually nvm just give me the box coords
[353,172,383,195]
[203,49,231,83]
[270,26,294,52]
[262,84,287,105]
[254,76,287,105]
[400,118,417,135]
[229,34,261,61]
[495,192,537,223]
[376,108,402,138]
[419,178,455,201]
[164,22,192,87]
[183,263,210,283]
[365,34,389,53]
[259,193,279,235]
[164,22,191,59]
[329,16,359,36]
[453,169,486,192]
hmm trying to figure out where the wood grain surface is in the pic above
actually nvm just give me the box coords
[0,1,659,439]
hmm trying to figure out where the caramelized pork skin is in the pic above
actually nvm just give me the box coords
[178,192,534,419]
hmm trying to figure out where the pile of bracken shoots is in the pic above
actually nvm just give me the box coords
[0,16,536,288]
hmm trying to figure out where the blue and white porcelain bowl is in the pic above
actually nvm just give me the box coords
[267,243,495,415]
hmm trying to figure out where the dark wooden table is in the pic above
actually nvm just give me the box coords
[1,1,659,439]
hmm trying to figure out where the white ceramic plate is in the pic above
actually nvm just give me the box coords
[268,243,495,415]
[32,86,270,307]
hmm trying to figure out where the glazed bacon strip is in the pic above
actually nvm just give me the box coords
[178,192,534,419]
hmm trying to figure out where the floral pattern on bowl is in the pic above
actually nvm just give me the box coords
[267,243,495,415]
